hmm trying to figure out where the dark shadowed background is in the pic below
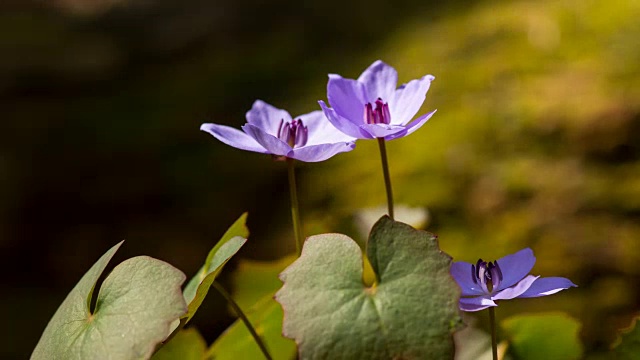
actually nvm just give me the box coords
[2,0,639,358]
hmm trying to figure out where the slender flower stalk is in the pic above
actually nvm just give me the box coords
[212,282,273,360]
[287,158,303,256]
[377,138,394,220]
[319,61,436,217]
[200,100,356,254]
[488,306,498,360]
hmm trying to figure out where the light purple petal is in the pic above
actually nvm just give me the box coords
[451,261,488,296]
[357,60,398,104]
[319,101,372,139]
[297,110,356,145]
[291,142,356,162]
[200,123,269,154]
[384,109,437,141]
[383,129,408,141]
[245,100,292,135]
[242,123,291,157]
[390,75,435,125]
[359,123,406,139]
[326,75,367,124]
[459,296,497,312]
[518,277,577,298]
[495,248,536,291]
[492,275,539,300]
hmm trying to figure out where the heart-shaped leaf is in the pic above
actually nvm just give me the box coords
[276,216,462,359]
[32,241,188,360]
[181,213,249,324]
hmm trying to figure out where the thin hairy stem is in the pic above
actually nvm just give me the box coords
[287,158,304,256]
[489,306,498,360]
[377,138,395,220]
[213,282,272,360]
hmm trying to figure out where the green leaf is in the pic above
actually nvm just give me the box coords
[181,213,249,324]
[32,241,188,360]
[501,312,583,360]
[151,328,206,360]
[275,216,463,359]
[208,294,296,360]
[612,315,640,359]
[231,255,296,310]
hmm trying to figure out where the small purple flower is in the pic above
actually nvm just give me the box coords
[201,100,356,162]
[318,60,437,140]
[451,248,577,312]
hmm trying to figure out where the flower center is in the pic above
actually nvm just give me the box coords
[471,259,503,293]
[277,119,308,148]
[363,98,391,125]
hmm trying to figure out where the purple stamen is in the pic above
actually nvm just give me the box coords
[363,98,391,125]
[474,259,484,281]
[471,258,504,293]
[476,261,489,293]
[382,102,391,123]
[278,121,292,145]
[277,118,308,148]
[488,262,502,291]
[364,103,375,124]
[471,264,477,284]
[293,119,308,148]
[277,119,285,142]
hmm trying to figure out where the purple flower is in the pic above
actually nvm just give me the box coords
[451,248,577,312]
[318,60,437,140]
[200,100,356,162]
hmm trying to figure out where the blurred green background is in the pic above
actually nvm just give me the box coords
[1,0,638,358]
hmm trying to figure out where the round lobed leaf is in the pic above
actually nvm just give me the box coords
[276,216,462,359]
[32,241,187,360]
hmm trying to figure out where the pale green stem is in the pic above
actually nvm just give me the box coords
[377,137,395,220]
[287,157,303,256]
[489,306,498,360]
[212,282,273,360]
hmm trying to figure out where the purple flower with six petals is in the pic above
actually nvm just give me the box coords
[201,100,356,162]
[318,60,436,140]
[450,248,577,312]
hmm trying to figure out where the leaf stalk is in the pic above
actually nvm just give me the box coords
[213,281,273,360]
